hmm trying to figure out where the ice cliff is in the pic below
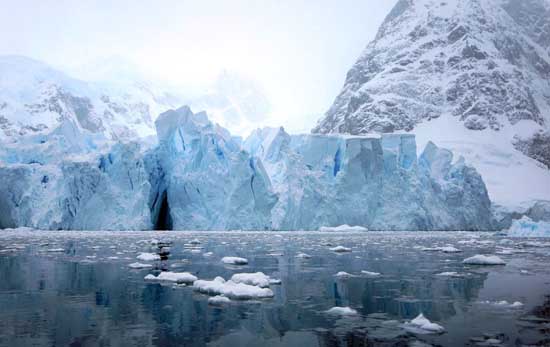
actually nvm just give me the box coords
[0,106,493,231]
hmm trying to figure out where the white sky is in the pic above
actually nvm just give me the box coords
[0,0,396,133]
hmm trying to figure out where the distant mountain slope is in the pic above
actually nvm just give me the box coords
[313,0,550,206]
[0,55,183,141]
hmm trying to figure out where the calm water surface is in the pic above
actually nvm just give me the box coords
[0,230,549,347]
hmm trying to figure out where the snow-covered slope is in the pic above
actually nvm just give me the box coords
[313,0,550,206]
[0,55,182,142]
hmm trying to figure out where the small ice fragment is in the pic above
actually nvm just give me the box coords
[221,256,248,265]
[361,270,381,276]
[203,252,213,257]
[208,295,231,305]
[231,272,271,288]
[404,313,445,334]
[137,252,161,261]
[435,271,460,277]
[325,307,358,315]
[295,253,312,259]
[193,277,274,299]
[463,255,505,265]
[145,271,198,283]
[335,271,353,278]
[46,248,65,252]
[128,262,153,269]
[330,246,352,253]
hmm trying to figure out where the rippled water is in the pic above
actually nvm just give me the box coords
[0,230,549,346]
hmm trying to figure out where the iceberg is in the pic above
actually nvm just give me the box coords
[508,216,550,237]
[193,276,274,299]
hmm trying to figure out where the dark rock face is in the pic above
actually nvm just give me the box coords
[313,0,550,167]
[513,131,550,169]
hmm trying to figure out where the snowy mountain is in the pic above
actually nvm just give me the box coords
[0,55,183,142]
[313,0,550,206]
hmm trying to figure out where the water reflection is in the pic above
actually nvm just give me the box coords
[0,231,548,346]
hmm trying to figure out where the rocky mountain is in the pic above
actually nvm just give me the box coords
[313,0,550,206]
[0,55,184,142]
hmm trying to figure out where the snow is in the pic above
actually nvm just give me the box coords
[193,277,274,299]
[403,313,445,334]
[137,253,160,261]
[230,272,271,288]
[128,262,153,269]
[325,307,358,316]
[221,256,248,265]
[508,216,550,237]
[319,225,368,232]
[145,271,197,283]
[463,255,506,265]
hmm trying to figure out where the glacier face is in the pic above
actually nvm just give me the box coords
[244,128,492,231]
[312,0,550,206]
[0,106,493,231]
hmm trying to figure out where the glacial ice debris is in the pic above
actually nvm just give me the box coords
[319,225,368,232]
[221,256,248,265]
[144,271,198,283]
[193,276,274,299]
[463,255,506,265]
[230,272,271,287]
[403,313,445,334]
[325,307,358,316]
[508,216,550,237]
[136,252,160,261]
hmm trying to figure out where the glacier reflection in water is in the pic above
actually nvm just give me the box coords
[0,230,549,346]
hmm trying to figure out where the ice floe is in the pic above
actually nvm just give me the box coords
[193,277,274,299]
[463,255,505,265]
[128,262,153,269]
[221,256,248,265]
[479,300,524,308]
[330,246,352,253]
[208,295,231,305]
[136,252,160,261]
[361,270,381,277]
[403,313,445,334]
[145,271,198,283]
[325,306,358,316]
[295,252,312,259]
[230,272,271,288]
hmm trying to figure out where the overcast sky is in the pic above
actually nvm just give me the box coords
[0,0,396,133]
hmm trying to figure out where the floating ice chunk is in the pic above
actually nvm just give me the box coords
[208,295,231,305]
[508,216,550,237]
[335,271,354,278]
[46,248,65,252]
[435,271,461,277]
[463,255,505,265]
[203,252,213,257]
[231,272,271,288]
[325,306,358,316]
[193,277,274,299]
[330,246,352,253]
[145,271,198,283]
[403,313,445,334]
[189,239,201,245]
[479,300,524,308]
[295,252,312,259]
[361,270,381,276]
[137,252,160,261]
[107,256,119,260]
[128,262,153,269]
[269,278,282,285]
[221,256,248,265]
[144,274,157,281]
[422,246,460,253]
[319,225,368,232]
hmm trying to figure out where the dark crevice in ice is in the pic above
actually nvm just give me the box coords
[154,190,173,231]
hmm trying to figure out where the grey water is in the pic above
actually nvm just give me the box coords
[0,230,549,347]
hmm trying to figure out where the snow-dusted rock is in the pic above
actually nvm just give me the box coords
[463,255,506,265]
[313,0,550,206]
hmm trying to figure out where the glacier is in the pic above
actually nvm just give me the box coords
[0,106,494,231]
